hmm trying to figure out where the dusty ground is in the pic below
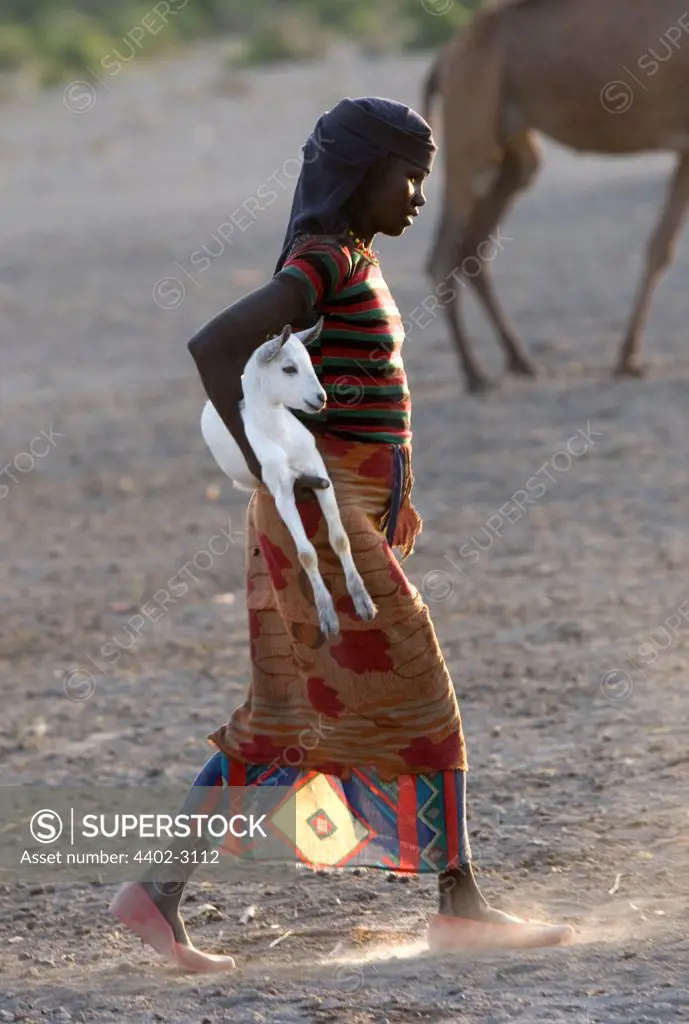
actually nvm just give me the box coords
[1,42,689,1024]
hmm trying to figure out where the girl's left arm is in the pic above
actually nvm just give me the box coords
[188,277,310,480]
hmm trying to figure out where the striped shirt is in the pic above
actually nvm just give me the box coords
[276,236,411,445]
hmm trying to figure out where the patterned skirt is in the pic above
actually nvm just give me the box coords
[207,434,470,873]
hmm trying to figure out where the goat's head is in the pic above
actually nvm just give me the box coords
[251,319,327,413]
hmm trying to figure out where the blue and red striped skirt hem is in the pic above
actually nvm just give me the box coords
[192,752,470,874]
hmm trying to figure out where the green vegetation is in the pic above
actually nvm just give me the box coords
[0,0,485,87]
[231,8,331,69]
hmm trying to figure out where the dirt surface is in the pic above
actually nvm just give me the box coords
[1,43,689,1024]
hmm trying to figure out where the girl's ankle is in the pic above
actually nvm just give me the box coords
[437,863,490,917]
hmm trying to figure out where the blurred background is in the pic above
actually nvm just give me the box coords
[0,0,483,88]
[2,2,689,1022]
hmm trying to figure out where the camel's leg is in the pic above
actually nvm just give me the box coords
[426,205,493,393]
[617,153,689,376]
[426,134,540,392]
[460,134,541,377]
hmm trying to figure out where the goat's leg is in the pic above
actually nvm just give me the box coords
[461,134,541,378]
[617,153,689,376]
[273,483,340,637]
[314,485,377,623]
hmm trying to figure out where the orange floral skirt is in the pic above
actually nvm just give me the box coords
[209,434,467,780]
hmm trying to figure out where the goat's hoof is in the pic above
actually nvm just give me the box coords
[317,604,340,637]
[353,592,377,622]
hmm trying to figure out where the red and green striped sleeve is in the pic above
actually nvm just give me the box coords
[276,240,353,307]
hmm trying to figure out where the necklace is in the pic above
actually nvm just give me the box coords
[346,228,378,264]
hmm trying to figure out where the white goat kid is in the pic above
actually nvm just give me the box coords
[200,320,377,636]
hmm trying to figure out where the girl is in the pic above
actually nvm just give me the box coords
[111,96,574,971]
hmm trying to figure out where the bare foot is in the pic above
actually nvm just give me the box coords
[427,907,575,952]
[110,882,236,973]
[434,864,574,951]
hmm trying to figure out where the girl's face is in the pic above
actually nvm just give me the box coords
[353,157,429,239]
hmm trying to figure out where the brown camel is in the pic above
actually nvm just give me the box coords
[423,0,689,392]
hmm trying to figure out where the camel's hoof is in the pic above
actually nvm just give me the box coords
[507,358,539,378]
[615,361,647,379]
[466,375,495,394]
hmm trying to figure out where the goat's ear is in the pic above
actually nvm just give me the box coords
[299,316,324,348]
[257,336,282,366]
[258,324,291,364]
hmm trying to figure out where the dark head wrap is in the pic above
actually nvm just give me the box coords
[274,96,436,274]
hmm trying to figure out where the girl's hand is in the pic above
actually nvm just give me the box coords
[294,475,330,501]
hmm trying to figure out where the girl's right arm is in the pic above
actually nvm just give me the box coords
[188,277,311,480]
